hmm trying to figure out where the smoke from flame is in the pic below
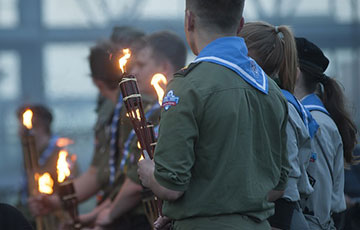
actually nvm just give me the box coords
[57,150,71,183]
[37,172,54,194]
[151,73,167,105]
[23,109,33,129]
[119,49,131,74]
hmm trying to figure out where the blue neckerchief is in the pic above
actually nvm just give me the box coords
[109,94,123,185]
[120,103,160,171]
[39,135,59,166]
[281,90,319,138]
[193,37,268,94]
[21,135,59,204]
[301,93,330,116]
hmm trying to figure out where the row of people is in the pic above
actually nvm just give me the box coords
[25,0,357,229]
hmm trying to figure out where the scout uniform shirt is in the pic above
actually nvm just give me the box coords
[95,93,132,203]
[153,37,290,229]
[90,96,120,204]
[113,95,161,218]
[96,93,159,219]
[91,97,114,171]
[301,93,346,229]
[280,91,315,202]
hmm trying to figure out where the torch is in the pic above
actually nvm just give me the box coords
[57,150,81,230]
[21,109,46,230]
[36,172,56,230]
[117,49,162,227]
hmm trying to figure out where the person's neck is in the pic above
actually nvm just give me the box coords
[109,89,120,104]
[294,85,311,100]
[196,30,236,54]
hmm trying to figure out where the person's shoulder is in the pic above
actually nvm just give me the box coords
[173,62,201,78]
[174,62,226,79]
[311,110,339,136]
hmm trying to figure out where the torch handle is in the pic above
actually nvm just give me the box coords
[35,216,43,230]
[21,134,40,196]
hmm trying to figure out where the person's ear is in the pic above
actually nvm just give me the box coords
[186,10,195,32]
[237,17,245,35]
[296,67,301,82]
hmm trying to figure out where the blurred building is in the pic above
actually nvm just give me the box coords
[0,0,359,211]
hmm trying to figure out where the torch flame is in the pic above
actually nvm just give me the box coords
[23,109,33,129]
[151,73,167,105]
[37,172,54,194]
[119,48,131,74]
[56,138,74,148]
[57,150,71,183]
[139,155,144,161]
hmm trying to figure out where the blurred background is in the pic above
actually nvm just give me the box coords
[0,0,359,213]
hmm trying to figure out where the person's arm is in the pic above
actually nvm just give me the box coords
[331,141,346,212]
[74,166,100,202]
[79,198,111,226]
[139,77,201,199]
[95,177,144,226]
[138,160,183,201]
[267,190,285,202]
[273,106,290,192]
[28,166,99,216]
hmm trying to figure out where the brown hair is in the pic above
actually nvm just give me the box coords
[89,41,122,90]
[239,21,298,93]
[17,104,53,134]
[186,0,245,34]
[145,31,187,71]
[300,65,358,164]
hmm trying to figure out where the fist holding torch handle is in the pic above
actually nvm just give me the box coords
[28,194,62,216]
[154,215,173,230]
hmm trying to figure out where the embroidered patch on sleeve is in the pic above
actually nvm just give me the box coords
[310,152,317,163]
[162,90,179,111]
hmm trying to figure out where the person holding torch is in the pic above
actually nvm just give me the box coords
[94,31,187,229]
[28,28,146,228]
[137,0,290,229]
[16,104,78,229]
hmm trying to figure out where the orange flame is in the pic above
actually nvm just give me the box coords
[56,138,74,148]
[151,73,167,105]
[36,172,54,194]
[57,150,71,183]
[119,48,131,74]
[139,155,145,162]
[23,109,33,129]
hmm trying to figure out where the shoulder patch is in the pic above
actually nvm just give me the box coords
[174,62,200,77]
[162,90,179,111]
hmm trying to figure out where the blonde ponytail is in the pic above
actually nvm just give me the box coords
[277,26,298,93]
[239,22,298,93]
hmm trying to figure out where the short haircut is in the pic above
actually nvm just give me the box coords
[145,31,187,71]
[186,0,245,34]
[17,104,53,134]
[89,41,121,90]
[89,27,145,90]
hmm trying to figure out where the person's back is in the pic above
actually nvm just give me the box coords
[301,109,345,228]
[137,1,290,229]
[156,61,289,222]
[294,37,358,229]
